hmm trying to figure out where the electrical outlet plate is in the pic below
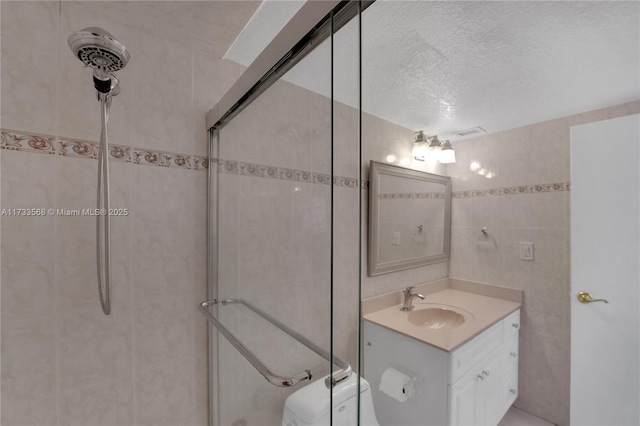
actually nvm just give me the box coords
[519,242,534,260]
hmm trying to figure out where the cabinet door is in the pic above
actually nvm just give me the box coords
[449,371,480,426]
[479,350,505,426]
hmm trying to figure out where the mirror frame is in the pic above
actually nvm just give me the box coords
[368,160,452,276]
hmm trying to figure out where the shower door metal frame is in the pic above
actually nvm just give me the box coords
[207,127,220,426]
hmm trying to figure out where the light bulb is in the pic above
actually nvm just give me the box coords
[412,142,427,161]
[479,168,486,176]
[439,140,456,164]
[470,161,481,171]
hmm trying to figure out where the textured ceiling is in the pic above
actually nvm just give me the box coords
[231,1,640,141]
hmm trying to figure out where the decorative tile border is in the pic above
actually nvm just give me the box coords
[312,173,332,186]
[1,129,206,171]
[379,192,445,199]
[452,182,570,198]
[109,145,132,163]
[58,137,99,159]
[133,149,192,169]
[193,156,209,171]
[238,161,279,179]
[215,158,360,188]
[2,130,573,194]
[334,176,359,188]
[1,129,56,155]
[278,167,313,183]
[0,129,363,186]
[217,159,238,174]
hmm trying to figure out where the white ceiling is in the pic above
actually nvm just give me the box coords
[227,0,640,141]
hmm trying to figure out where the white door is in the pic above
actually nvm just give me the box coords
[570,114,640,425]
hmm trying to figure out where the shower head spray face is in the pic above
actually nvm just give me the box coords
[68,27,129,93]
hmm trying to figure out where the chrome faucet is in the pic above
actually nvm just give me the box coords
[401,287,425,311]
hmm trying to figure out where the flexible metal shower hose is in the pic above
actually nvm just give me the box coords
[97,98,111,315]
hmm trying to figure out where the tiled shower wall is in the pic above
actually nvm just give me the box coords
[447,99,640,426]
[0,1,256,425]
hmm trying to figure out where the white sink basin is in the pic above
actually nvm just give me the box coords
[407,304,474,330]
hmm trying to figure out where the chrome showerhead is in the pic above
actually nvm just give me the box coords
[68,27,129,94]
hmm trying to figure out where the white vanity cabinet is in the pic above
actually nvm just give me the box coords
[364,309,520,426]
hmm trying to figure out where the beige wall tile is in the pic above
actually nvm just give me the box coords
[157,1,260,57]
[1,1,248,423]
[134,359,195,426]
[1,150,56,207]
[58,377,134,426]
[607,99,640,119]
[58,303,133,392]
[133,165,193,228]
[133,297,194,372]
[496,228,531,289]
[0,2,58,135]
[451,197,473,228]
[529,118,570,183]
[1,2,60,53]
[1,318,57,401]
[1,218,55,320]
[495,126,532,188]
[0,395,58,426]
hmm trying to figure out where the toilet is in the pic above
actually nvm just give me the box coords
[282,374,379,426]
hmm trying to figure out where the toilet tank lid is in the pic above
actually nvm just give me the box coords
[284,374,370,424]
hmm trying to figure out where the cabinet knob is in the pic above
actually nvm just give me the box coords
[510,388,516,394]
[477,374,485,381]
[482,369,490,377]
[512,323,519,329]
[510,352,517,358]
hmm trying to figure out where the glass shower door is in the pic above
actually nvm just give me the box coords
[203,4,362,425]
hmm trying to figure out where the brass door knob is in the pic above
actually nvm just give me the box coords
[577,292,609,304]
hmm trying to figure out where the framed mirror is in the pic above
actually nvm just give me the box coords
[368,161,452,276]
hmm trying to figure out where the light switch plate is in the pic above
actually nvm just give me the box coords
[519,242,534,260]
[392,232,401,246]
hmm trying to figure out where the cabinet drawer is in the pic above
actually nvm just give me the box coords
[503,310,520,341]
[504,339,519,376]
[450,320,503,384]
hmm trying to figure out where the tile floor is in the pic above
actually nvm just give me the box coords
[499,407,555,426]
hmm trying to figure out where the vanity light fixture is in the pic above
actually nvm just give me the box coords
[438,140,456,164]
[412,131,429,161]
[427,135,442,155]
[412,132,444,161]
